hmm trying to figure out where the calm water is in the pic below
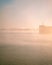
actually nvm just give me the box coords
[0,31,52,65]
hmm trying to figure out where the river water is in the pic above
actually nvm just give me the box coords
[0,31,52,65]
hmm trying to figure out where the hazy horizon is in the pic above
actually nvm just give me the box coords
[1,1,52,65]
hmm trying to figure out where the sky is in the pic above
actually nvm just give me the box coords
[0,0,52,28]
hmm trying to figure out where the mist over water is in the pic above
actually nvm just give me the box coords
[1,0,52,64]
[0,31,52,65]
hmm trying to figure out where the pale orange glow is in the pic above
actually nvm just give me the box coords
[1,0,52,29]
[1,1,52,65]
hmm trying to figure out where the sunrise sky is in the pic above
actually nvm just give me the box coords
[0,0,52,29]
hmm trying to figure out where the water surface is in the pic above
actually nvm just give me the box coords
[0,32,52,65]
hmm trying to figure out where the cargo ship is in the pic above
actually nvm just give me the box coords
[39,25,52,34]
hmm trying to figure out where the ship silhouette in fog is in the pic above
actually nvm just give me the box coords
[39,25,52,34]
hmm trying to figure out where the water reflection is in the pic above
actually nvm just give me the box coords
[0,32,52,65]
